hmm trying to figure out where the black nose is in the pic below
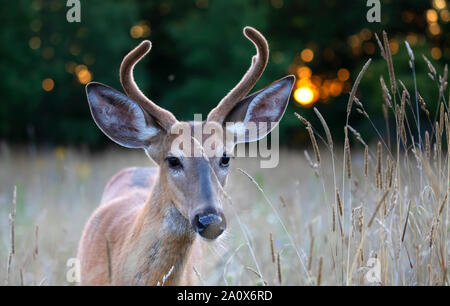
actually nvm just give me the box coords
[192,212,226,240]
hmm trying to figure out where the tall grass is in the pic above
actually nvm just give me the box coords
[292,33,449,285]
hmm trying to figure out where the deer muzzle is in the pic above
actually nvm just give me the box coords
[192,211,226,240]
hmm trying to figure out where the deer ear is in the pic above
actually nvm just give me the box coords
[86,82,162,149]
[223,75,295,143]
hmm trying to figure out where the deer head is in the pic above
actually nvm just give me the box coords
[86,27,295,240]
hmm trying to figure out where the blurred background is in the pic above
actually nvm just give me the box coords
[1,0,448,148]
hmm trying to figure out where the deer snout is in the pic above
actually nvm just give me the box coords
[191,210,226,240]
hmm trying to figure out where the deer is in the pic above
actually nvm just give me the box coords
[77,26,295,285]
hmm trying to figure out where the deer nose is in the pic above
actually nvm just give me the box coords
[192,212,226,240]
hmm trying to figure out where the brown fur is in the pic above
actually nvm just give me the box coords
[77,122,223,285]
[77,166,204,285]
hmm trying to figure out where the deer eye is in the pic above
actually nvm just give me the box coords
[166,156,182,169]
[220,154,230,167]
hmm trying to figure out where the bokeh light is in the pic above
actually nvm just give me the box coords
[300,48,314,62]
[428,22,441,35]
[431,47,442,59]
[297,66,312,79]
[75,65,92,84]
[293,64,349,107]
[440,9,450,22]
[130,25,144,38]
[337,68,350,82]
[433,0,446,10]
[130,21,151,39]
[29,37,41,50]
[42,78,54,91]
[426,9,438,23]
[389,39,399,54]
[294,87,314,106]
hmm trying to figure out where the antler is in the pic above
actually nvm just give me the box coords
[207,26,269,123]
[120,40,177,131]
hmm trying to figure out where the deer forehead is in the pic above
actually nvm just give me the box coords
[167,121,227,158]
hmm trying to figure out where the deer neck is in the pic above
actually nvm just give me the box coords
[119,178,197,285]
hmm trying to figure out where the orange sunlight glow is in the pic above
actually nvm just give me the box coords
[294,87,315,106]
[293,65,350,107]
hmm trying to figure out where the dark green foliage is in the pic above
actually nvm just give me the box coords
[0,0,445,146]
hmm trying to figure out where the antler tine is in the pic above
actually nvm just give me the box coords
[207,26,269,123]
[120,40,177,131]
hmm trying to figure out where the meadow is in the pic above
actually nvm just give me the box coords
[0,34,449,286]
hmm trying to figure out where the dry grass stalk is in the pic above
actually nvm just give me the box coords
[382,31,397,94]
[346,59,372,122]
[10,185,17,255]
[344,127,352,179]
[380,77,392,108]
[294,112,310,126]
[418,94,430,117]
[277,252,282,285]
[358,207,364,233]
[404,40,415,63]
[425,131,431,159]
[399,80,411,100]
[383,104,390,146]
[106,239,112,284]
[445,113,449,143]
[356,107,369,118]
[308,227,315,271]
[423,54,437,77]
[429,221,436,249]
[376,142,383,190]
[428,264,433,285]
[336,189,344,237]
[304,150,319,177]
[374,32,386,59]
[398,90,407,144]
[367,190,390,228]
[351,206,362,237]
[306,124,321,164]
[440,64,448,95]
[435,121,441,162]
[244,266,267,286]
[401,201,412,242]
[6,186,17,285]
[332,206,336,232]
[19,268,24,286]
[193,266,205,286]
[434,143,437,163]
[314,107,333,150]
[317,257,323,286]
[385,156,394,189]
[33,225,39,260]
[295,111,321,165]
[336,204,344,238]
[269,233,275,263]
[336,189,343,217]
[347,125,367,147]
[158,266,175,286]
[279,195,287,208]
[438,190,448,217]
[354,96,363,108]
[6,253,12,285]
[364,146,369,177]
[348,190,390,283]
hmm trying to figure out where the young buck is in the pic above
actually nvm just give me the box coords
[77,26,295,285]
